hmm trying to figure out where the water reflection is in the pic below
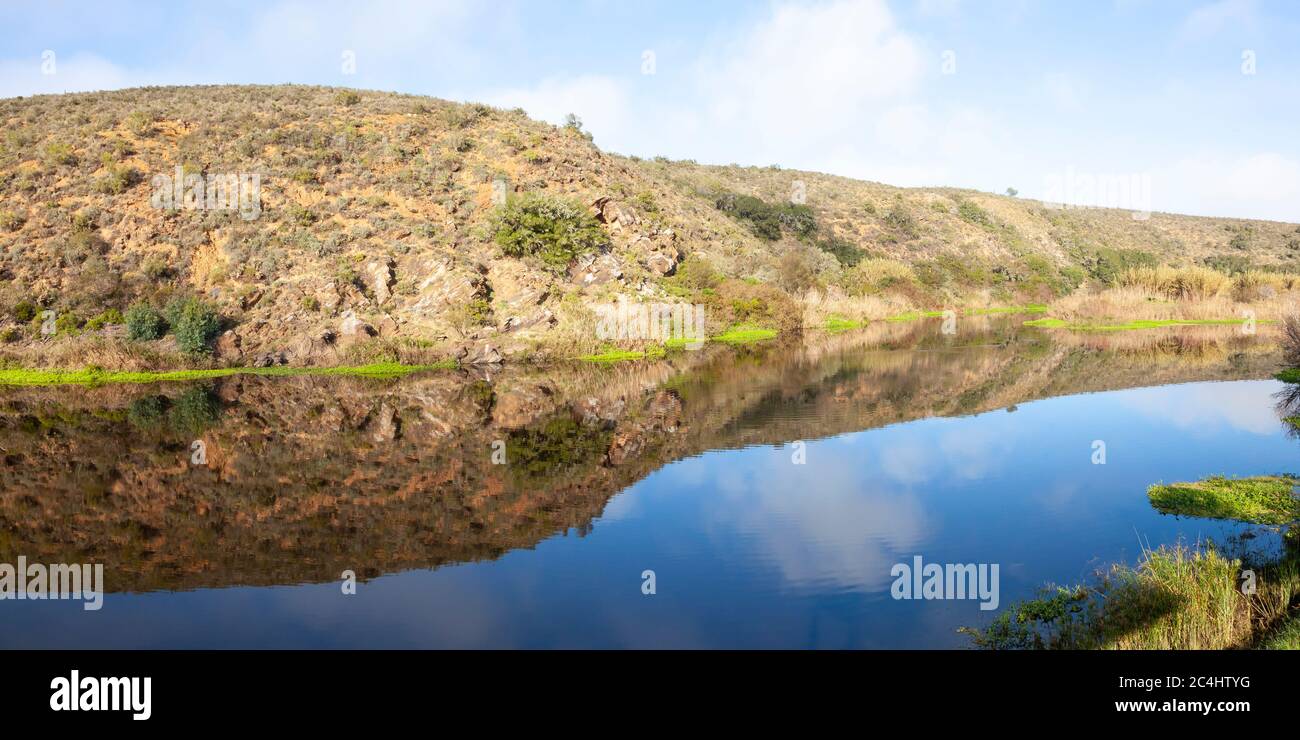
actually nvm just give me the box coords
[1,317,1294,647]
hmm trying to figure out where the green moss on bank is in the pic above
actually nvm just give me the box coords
[0,361,456,387]
[1147,475,1300,525]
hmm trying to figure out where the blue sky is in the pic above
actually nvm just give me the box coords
[3,0,1298,221]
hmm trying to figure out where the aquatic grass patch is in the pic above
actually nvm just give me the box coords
[578,349,657,363]
[712,325,777,345]
[0,361,456,387]
[1024,317,1263,332]
[823,316,863,333]
[1147,475,1300,525]
[886,306,1048,323]
[963,544,1271,650]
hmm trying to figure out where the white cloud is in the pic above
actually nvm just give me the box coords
[1158,152,1300,221]
[1178,0,1257,41]
[0,53,131,98]
[481,75,632,147]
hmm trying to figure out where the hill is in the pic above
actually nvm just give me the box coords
[1,84,1297,369]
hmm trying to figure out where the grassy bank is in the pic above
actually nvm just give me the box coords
[1025,317,1262,331]
[578,324,777,362]
[1148,475,1300,525]
[967,473,1300,650]
[0,361,456,387]
[964,543,1300,650]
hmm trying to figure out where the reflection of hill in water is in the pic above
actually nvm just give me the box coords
[0,319,1283,592]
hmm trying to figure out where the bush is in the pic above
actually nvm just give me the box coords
[54,312,82,335]
[43,142,77,167]
[85,308,124,330]
[714,193,817,241]
[334,90,361,106]
[94,163,141,194]
[167,296,221,354]
[11,300,38,323]
[489,193,607,272]
[957,199,992,226]
[125,302,166,341]
[883,204,918,239]
[818,236,865,267]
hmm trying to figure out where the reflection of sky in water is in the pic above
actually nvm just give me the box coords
[4,380,1296,649]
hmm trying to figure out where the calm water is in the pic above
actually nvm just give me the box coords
[2,317,1296,647]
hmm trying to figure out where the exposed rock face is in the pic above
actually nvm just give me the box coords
[465,343,502,365]
[215,330,242,360]
[364,259,395,305]
[338,310,377,346]
[590,196,640,232]
[573,253,624,286]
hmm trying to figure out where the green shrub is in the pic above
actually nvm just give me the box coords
[883,204,918,238]
[957,199,992,226]
[489,193,607,272]
[335,90,361,106]
[94,163,141,194]
[0,210,24,231]
[43,142,77,167]
[11,300,38,323]
[125,302,166,341]
[54,312,82,335]
[300,295,320,312]
[1085,247,1158,283]
[85,308,124,330]
[125,111,155,137]
[167,296,221,354]
[818,237,865,266]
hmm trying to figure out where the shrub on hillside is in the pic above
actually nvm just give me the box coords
[714,193,819,242]
[125,302,165,341]
[489,193,607,272]
[167,296,221,354]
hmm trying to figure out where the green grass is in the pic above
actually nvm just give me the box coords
[1025,317,1266,331]
[885,310,945,322]
[886,306,1047,323]
[578,349,657,363]
[1147,475,1300,525]
[824,316,864,332]
[0,361,456,387]
[964,544,1275,650]
[578,325,775,363]
[712,325,777,344]
[1277,368,1300,383]
[1260,613,1300,649]
[966,304,1048,316]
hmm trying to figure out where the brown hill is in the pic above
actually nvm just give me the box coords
[1,84,1297,368]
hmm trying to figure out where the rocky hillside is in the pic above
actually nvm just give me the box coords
[1,85,1297,368]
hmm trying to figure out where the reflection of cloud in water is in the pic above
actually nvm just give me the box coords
[706,445,930,593]
[878,423,1015,486]
[1118,380,1281,435]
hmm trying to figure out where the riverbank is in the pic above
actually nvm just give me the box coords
[0,361,455,387]
[965,474,1300,650]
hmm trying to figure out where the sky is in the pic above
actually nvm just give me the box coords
[2,0,1298,222]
